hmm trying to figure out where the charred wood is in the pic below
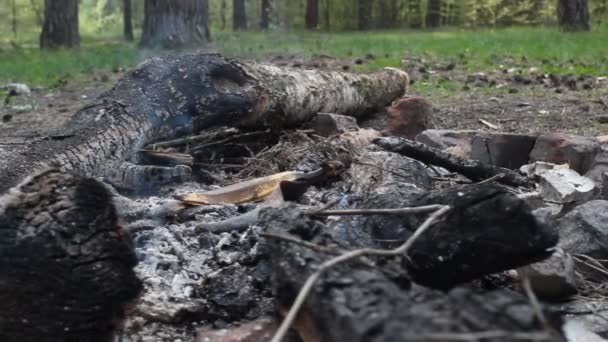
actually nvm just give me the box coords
[374,136,532,188]
[0,170,141,342]
[260,206,564,342]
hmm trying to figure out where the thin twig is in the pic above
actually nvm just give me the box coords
[521,275,555,337]
[308,204,445,217]
[269,205,451,342]
[148,128,240,149]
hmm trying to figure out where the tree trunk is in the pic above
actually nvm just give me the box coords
[260,0,271,29]
[558,0,590,31]
[11,0,17,37]
[140,0,208,49]
[306,0,319,29]
[40,0,79,49]
[426,0,441,27]
[233,0,248,30]
[221,0,227,30]
[122,0,134,41]
[357,0,373,30]
[0,54,409,194]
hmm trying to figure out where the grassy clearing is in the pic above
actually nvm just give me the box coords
[1,26,607,87]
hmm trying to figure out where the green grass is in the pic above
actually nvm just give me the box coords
[1,25,607,87]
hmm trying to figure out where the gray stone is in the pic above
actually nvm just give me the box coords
[538,168,599,204]
[557,200,608,260]
[471,132,537,169]
[529,133,601,174]
[307,113,359,137]
[584,149,608,189]
[517,248,577,301]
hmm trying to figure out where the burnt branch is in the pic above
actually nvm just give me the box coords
[374,136,531,188]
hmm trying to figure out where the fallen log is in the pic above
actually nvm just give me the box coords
[0,53,409,194]
[0,170,141,342]
[374,136,532,188]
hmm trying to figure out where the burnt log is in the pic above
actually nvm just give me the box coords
[0,170,141,342]
[260,206,564,342]
[0,54,408,194]
[374,136,531,188]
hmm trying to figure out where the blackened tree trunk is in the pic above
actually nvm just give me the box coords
[260,0,271,29]
[40,0,79,49]
[558,0,590,31]
[357,0,373,30]
[426,0,442,28]
[233,0,247,31]
[140,0,209,49]
[306,0,319,29]
[123,0,134,41]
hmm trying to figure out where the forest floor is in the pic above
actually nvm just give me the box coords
[1,27,608,138]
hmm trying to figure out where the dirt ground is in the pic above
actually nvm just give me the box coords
[1,53,607,141]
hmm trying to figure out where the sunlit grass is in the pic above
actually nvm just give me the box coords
[1,25,607,87]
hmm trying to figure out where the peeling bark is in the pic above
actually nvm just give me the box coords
[0,54,408,193]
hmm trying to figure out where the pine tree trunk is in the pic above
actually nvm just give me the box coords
[123,0,134,41]
[306,0,319,29]
[558,0,590,30]
[426,0,441,28]
[11,0,17,36]
[40,0,79,49]
[260,0,271,29]
[140,0,209,49]
[357,0,373,30]
[233,0,247,30]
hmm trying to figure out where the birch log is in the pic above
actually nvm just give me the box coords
[0,53,408,193]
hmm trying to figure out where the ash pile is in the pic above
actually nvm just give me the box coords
[1,53,608,342]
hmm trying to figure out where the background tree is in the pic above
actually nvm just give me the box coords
[306,0,319,29]
[140,0,209,49]
[558,0,591,30]
[233,0,247,30]
[357,0,373,30]
[40,0,79,49]
[260,0,272,29]
[426,0,442,28]
[122,0,133,41]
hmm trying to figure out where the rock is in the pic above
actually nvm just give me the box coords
[538,168,599,204]
[563,319,608,342]
[196,318,280,342]
[307,113,359,137]
[471,132,537,169]
[520,161,567,178]
[556,200,608,262]
[529,133,601,174]
[584,149,608,188]
[415,129,477,156]
[517,248,577,301]
[383,97,434,140]
[0,83,31,96]
[596,135,608,145]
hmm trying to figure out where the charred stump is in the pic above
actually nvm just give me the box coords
[0,170,141,342]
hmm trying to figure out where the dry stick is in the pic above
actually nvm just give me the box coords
[259,232,342,255]
[521,275,557,339]
[149,128,240,149]
[269,205,451,342]
[308,204,445,217]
